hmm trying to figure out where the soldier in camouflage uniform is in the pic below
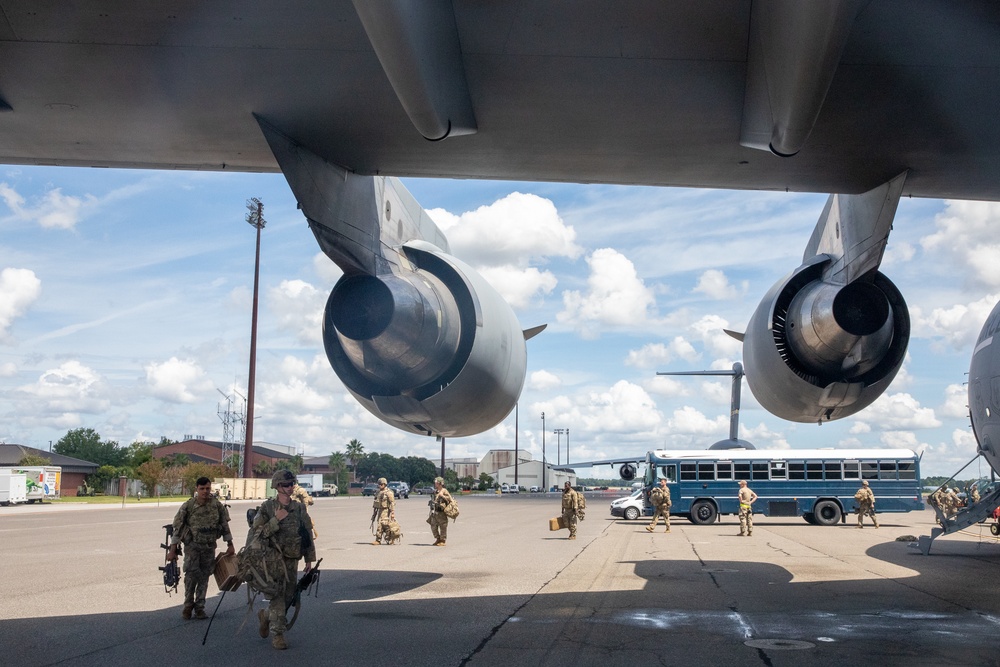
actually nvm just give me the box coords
[428,476,453,546]
[252,469,316,650]
[561,481,580,540]
[167,476,235,620]
[645,478,672,533]
[372,477,397,545]
[854,479,879,528]
[738,480,757,536]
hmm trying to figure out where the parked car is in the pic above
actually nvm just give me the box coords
[362,483,378,496]
[508,485,520,494]
[610,489,647,521]
[500,483,511,493]
[415,486,435,495]
[529,486,540,492]
[388,481,409,499]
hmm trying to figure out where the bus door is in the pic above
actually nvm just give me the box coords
[651,463,678,513]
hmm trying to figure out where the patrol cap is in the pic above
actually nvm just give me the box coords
[434,477,444,485]
[271,469,297,489]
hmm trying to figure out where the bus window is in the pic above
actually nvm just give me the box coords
[879,461,898,479]
[898,461,916,479]
[680,462,697,481]
[844,461,860,479]
[807,462,823,479]
[661,465,677,483]
[752,462,769,480]
[770,461,787,479]
[824,461,842,480]
[861,461,878,479]
[734,462,751,480]
[717,462,733,479]
[789,462,805,480]
[698,463,715,480]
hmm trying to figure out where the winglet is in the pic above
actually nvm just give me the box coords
[724,329,745,342]
[523,324,547,341]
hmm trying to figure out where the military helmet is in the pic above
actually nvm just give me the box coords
[434,476,444,485]
[377,477,388,485]
[271,469,297,489]
[862,480,869,486]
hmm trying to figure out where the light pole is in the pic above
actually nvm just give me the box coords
[541,412,546,491]
[566,428,570,464]
[554,428,565,466]
[514,403,519,486]
[243,197,265,479]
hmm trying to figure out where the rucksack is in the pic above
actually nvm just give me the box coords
[443,497,460,520]
[236,530,287,598]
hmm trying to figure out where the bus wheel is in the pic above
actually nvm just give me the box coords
[803,513,817,525]
[689,500,717,525]
[813,500,841,526]
[624,506,640,521]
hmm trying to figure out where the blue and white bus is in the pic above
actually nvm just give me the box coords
[637,448,924,526]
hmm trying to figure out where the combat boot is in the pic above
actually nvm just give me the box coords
[194,608,208,620]
[257,609,270,638]
[272,633,287,650]
[182,603,194,620]
[645,525,654,532]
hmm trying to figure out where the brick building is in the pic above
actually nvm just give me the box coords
[153,438,294,473]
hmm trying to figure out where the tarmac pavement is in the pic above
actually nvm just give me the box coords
[2,492,1000,666]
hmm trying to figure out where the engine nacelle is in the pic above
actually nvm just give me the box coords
[743,258,909,423]
[323,241,526,437]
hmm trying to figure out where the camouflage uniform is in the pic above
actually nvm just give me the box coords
[291,484,314,506]
[738,481,757,536]
[561,484,579,539]
[170,493,234,617]
[646,482,671,532]
[854,481,878,528]
[428,479,453,545]
[373,479,396,544]
[251,477,316,645]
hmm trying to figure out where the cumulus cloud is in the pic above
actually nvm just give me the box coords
[921,200,1000,287]
[572,381,662,434]
[0,361,16,377]
[20,360,111,414]
[478,265,557,309]
[558,248,656,336]
[910,293,1000,349]
[528,370,562,391]
[625,338,700,368]
[939,383,969,419]
[267,279,325,345]
[0,182,95,229]
[854,392,942,430]
[689,314,744,358]
[145,357,213,403]
[666,405,728,436]
[0,267,41,339]
[693,269,747,300]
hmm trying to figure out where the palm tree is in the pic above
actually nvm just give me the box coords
[328,451,347,493]
[345,439,365,483]
[253,459,274,478]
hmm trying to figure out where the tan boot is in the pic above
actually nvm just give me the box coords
[272,633,287,650]
[645,525,654,532]
[257,609,270,638]
[181,603,193,620]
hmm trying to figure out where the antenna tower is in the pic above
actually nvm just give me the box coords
[218,388,247,474]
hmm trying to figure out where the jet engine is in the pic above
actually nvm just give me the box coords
[742,257,909,423]
[323,241,527,437]
[619,463,637,481]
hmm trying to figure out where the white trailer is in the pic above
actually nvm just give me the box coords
[0,473,28,506]
[297,473,326,496]
[0,466,60,502]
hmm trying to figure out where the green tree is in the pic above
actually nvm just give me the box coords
[179,462,223,494]
[135,459,168,496]
[164,453,190,468]
[18,454,52,466]
[254,459,274,478]
[478,472,495,491]
[54,428,125,466]
[399,456,437,487]
[289,454,304,473]
[275,459,297,473]
[88,465,124,491]
[442,468,459,492]
[221,454,242,476]
[328,451,348,492]
[346,439,365,483]
[124,441,154,469]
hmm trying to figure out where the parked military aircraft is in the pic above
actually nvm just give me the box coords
[1,3,999,468]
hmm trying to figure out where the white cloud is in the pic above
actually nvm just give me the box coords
[625,338,700,368]
[939,383,969,419]
[20,360,111,414]
[0,182,95,229]
[478,265,557,309]
[921,200,1000,287]
[855,392,942,430]
[558,248,656,336]
[667,405,727,436]
[910,293,1000,349]
[689,314,744,358]
[427,192,583,267]
[0,267,41,340]
[145,357,213,404]
[528,370,562,391]
[268,279,325,345]
[693,269,747,300]
[0,361,16,377]
[573,380,662,434]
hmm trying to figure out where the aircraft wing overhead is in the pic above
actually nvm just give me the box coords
[0,2,999,199]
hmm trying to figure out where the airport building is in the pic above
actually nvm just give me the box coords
[152,438,294,472]
[492,460,576,491]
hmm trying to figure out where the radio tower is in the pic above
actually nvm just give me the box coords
[218,388,247,474]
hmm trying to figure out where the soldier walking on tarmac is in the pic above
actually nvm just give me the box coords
[372,477,397,545]
[854,480,879,528]
[428,477,454,546]
[646,478,672,533]
[561,482,580,540]
[166,476,235,620]
[738,480,757,537]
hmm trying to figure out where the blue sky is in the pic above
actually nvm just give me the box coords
[1,165,998,478]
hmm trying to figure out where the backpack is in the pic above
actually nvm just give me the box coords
[443,497,460,520]
[236,530,287,598]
